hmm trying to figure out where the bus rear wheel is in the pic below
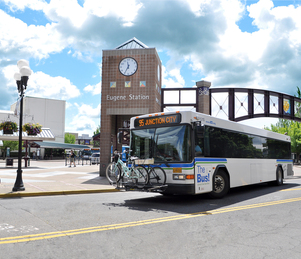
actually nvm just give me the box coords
[275,167,283,186]
[209,170,229,199]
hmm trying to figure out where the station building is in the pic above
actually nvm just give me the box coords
[0,97,65,158]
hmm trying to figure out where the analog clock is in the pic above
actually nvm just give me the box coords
[119,57,138,76]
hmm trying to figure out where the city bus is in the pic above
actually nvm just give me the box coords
[129,110,294,197]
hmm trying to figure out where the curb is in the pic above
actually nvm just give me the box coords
[0,188,120,199]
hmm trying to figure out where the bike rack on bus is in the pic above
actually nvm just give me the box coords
[116,181,168,193]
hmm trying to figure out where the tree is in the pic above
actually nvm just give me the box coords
[93,125,100,136]
[288,122,301,161]
[0,141,19,158]
[265,86,301,162]
[65,133,76,144]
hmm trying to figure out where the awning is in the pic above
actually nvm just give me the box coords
[0,128,55,141]
[33,141,90,150]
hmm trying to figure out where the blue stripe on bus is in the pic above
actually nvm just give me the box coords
[159,158,291,170]
[277,159,293,163]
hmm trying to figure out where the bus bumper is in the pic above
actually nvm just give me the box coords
[162,183,195,195]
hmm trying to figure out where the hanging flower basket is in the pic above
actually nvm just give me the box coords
[22,123,42,136]
[0,121,18,134]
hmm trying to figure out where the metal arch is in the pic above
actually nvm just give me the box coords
[161,87,301,122]
[210,88,301,122]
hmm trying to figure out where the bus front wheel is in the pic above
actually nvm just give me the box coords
[209,170,229,199]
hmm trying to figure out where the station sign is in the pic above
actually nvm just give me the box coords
[134,113,181,128]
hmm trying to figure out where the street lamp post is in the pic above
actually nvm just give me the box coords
[12,59,32,192]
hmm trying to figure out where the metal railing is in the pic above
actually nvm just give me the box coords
[65,156,92,166]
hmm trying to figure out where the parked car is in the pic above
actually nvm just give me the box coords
[91,153,100,164]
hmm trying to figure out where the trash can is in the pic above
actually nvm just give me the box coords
[6,158,13,166]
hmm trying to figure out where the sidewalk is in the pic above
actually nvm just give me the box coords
[0,159,117,198]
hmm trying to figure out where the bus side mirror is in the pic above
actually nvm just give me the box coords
[117,131,123,144]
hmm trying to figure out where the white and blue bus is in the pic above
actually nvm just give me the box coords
[130,110,294,197]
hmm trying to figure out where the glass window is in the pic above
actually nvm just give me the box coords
[203,125,291,159]
[266,138,291,159]
[130,125,192,163]
[131,129,155,159]
[195,124,204,157]
[154,126,191,162]
[205,127,256,158]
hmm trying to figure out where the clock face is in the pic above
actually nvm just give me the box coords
[119,57,138,76]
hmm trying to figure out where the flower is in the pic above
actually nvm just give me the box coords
[22,123,42,135]
[0,121,18,132]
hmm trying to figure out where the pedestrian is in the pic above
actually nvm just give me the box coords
[70,150,76,167]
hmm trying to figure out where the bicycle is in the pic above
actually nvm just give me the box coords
[134,158,166,186]
[144,165,166,186]
[106,153,149,186]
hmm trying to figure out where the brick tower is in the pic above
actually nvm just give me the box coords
[100,38,162,175]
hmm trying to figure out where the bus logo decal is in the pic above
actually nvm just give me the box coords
[197,166,210,183]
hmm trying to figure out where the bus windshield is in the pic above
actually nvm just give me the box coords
[131,125,191,163]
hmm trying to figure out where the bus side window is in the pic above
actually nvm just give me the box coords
[195,124,204,157]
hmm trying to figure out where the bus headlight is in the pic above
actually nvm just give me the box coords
[173,174,185,180]
[173,174,195,180]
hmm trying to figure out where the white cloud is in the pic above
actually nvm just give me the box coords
[2,0,47,12]
[83,0,143,26]
[76,103,100,119]
[29,71,81,99]
[44,0,87,28]
[2,65,81,100]
[248,0,275,30]
[0,9,68,60]
[83,82,101,95]
[66,103,100,135]
[183,0,212,16]
[67,114,98,136]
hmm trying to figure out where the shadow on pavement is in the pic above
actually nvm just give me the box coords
[102,181,301,215]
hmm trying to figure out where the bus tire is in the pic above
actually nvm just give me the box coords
[275,166,283,186]
[209,169,229,199]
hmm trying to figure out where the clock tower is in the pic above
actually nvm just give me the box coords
[100,38,162,174]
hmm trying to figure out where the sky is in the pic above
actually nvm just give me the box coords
[1,0,301,136]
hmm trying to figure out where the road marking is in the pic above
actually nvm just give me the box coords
[281,188,301,191]
[1,196,301,245]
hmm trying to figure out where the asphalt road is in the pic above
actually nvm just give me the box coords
[1,177,301,259]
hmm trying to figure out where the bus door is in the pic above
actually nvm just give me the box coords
[194,123,213,194]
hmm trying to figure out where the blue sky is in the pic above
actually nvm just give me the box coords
[1,0,301,135]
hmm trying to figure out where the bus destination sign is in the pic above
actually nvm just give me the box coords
[134,114,181,128]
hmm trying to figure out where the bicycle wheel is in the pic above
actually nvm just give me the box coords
[133,166,149,185]
[106,162,121,184]
[149,166,166,186]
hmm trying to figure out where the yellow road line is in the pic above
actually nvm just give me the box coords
[280,188,301,191]
[1,196,301,245]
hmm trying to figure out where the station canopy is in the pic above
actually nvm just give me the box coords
[0,128,90,150]
[0,128,55,141]
[31,141,90,150]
